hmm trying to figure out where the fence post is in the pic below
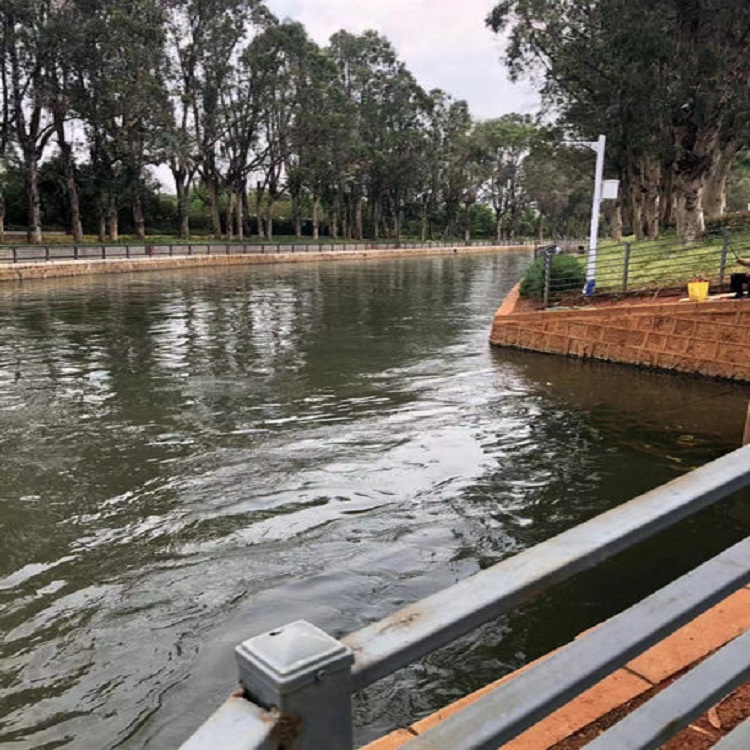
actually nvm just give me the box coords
[73,245,79,261]
[719,229,730,289]
[12,246,17,263]
[235,621,353,750]
[622,242,632,293]
[543,249,553,309]
[45,246,50,262]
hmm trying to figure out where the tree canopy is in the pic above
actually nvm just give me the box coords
[487,0,750,240]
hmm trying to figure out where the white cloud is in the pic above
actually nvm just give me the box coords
[265,0,539,120]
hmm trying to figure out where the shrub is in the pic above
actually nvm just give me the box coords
[520,253,587,300]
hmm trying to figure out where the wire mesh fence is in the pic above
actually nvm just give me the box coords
[533,224,750,308]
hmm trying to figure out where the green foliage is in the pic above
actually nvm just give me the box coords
[519,254,586,299]
[705,211,750,232]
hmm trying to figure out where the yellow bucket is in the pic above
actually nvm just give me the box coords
[687,281,709,302]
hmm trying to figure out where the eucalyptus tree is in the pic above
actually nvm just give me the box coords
[473,114,538,240]
[242,21,323,240]
[164,0,274,238]
[65,0,170,240]
[487,0,750,240]
[432,98,474,240]
[1,0,57,243]
[325,30,430,241]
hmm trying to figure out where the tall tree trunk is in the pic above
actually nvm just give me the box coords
[703,145,737,220]
[236,189,244,241]
[291,191,302,238]
[173,167,190,239]
[108,195,119,241]
[225,190,234,241]
[25,151,42,244]
[610,200,623,241]
[660,162,675,229]
[629,176,643,241]
[53,106,84,242]
[674,171,705,241]
[133,193,146,240]
[355,196,363,240]
[256,182,265,238]
[207,177,221,237]
[241,185,250,237]
[265,198,274,240]
[641,158,660,239]
[373,199,380,241]
[342,200,350,240]
[312,194,319,239]
[97,200,106,242]
[331,211,338,239]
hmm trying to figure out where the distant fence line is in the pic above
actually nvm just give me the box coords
[0,238,544,265]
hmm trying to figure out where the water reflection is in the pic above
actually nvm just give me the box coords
[0,254,747,748]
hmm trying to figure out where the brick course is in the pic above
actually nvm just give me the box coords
[490,288,750,382]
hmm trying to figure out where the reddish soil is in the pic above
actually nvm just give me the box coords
[512,290,692,316]
[552,675,750,749]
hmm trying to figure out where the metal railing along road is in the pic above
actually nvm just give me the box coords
[536,224,750,308]
[180,444,750,750]
[0,238,539,265]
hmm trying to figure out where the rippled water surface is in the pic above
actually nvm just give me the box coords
[1,253,748,749]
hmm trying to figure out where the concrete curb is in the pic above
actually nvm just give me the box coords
[0,244,535,284]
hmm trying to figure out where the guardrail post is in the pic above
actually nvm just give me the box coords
[45,246,50,262]
[622,242,632,293]
[543,249,552,308]
[719,229,730,288]
[236,621,353,750]
[12,246,17,263]
[73,245,78,260]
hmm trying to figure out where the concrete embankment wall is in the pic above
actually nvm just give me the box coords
[0,244,534,283]
[491,291,750,382]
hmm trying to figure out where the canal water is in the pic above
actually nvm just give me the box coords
[0,253,748,749]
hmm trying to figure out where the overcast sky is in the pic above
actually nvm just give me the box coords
[264,0,540,121]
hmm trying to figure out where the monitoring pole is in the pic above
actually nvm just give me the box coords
[565,135,606,296]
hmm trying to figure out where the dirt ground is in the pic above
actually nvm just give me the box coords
[553,678,750,748]
[511,288,737,316]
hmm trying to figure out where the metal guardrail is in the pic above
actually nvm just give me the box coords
[0,238,539,265]
[181,444,750,749]
[536,224,750,307]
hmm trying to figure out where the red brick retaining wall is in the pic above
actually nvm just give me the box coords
[490,291,750,382]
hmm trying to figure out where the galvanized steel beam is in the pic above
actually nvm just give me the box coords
[713,717,750,749]
[178,693,279,750]
[345,445,750,691]
[586,628,750,749]
[400,536,750,750]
